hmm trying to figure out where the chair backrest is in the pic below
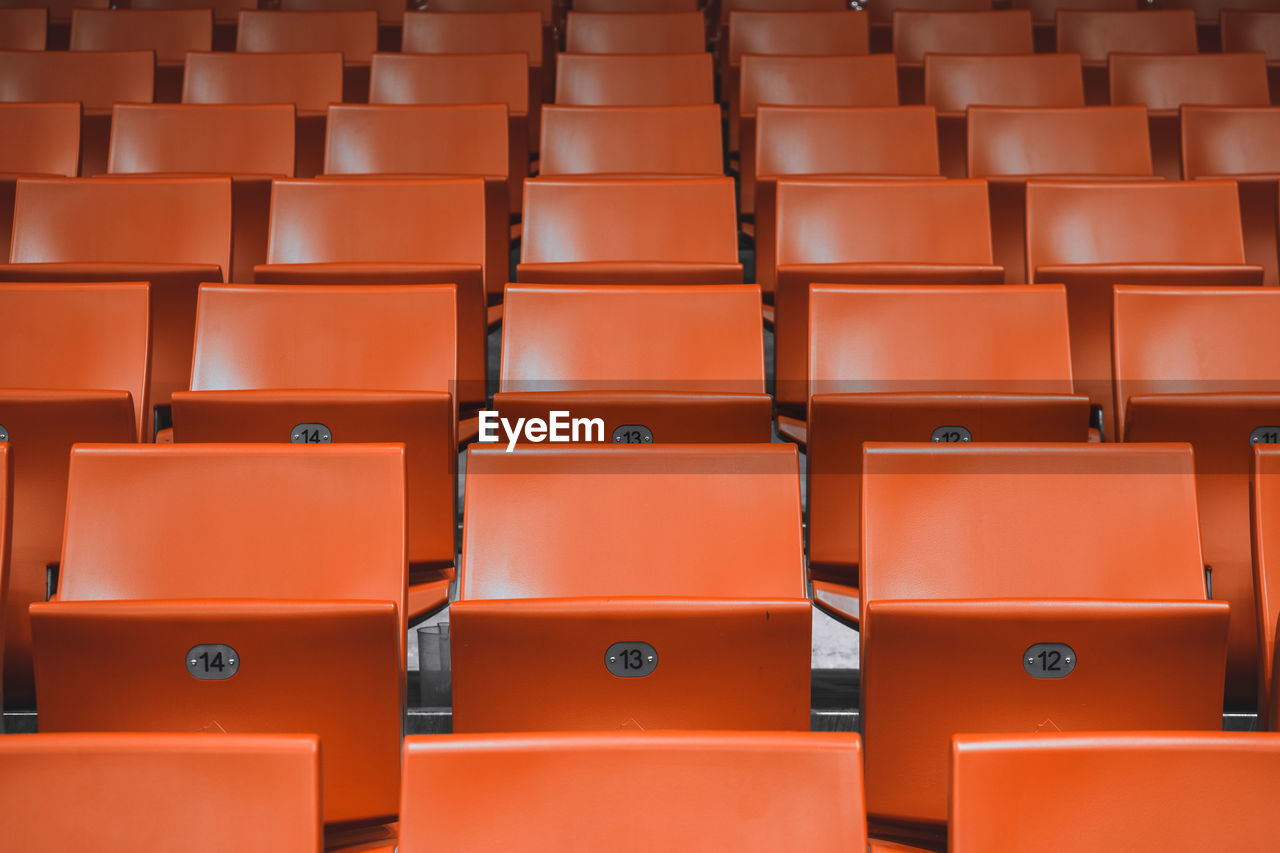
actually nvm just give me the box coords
[70,9,213,64]
[460,444,804,600]
[500,284,764,393]
[10,176,232,280]
[0,282,152,439]
[893,10,1034,65]
[1182,105,1280,178]
[967,105,1151,177]
[0,50,154,115]
[0,8,46,50]
[0,102,80,177]
[0,0,109,25]
[265,177,486,267]
[282,0,407,27]
[370,53,528,114]
[576,0,699,9]
[0,733,322,853]
[539,104,722,176]
[720,0,850,28]
[429,0,553,25]
[1222,11,1280,61]
[398,732,867,853]
[775,178,994,266]
[1164,0,1275,26]
[109,103,295,178]
[189,283,456,395]
[1025,180,1246,270]
[756,105,939,178]
[57,444,407,622]
[236,10,377,65]
[520,177,738,265]
[1018,0,1133,27]
[808,284,1074,398]
[1112,286,1280,432]
[324,103,508,178]
[129,0,255,27]
[862,443,1208,616]
[401,11,543,66]
[183,51,343,115]
[1110,52,1271,112]
[565,11,705,54]
[1056,10,1198,65]
[870,0,990,28]
[1254,445,1280,727]
[951,733,1280,852]
[555,52,714,105]
[728,11,869,66]
[741,54,899,116]
[924,53,1084,115]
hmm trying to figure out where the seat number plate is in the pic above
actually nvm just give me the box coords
[605,642,658,677]
[612,425,653,444]
[186,644,240,680]
[1250,426,1280,446]
[931,426,972,443]
[291,423,332,444]
[1023,643,1076,679]
[0,424,7,442]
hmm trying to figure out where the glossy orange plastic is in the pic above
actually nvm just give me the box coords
[1115,285,1280,708]
[30,443,406,826]
[555,52,715,105]
[518,177,741,284]
[951,733,1280,851]
[495,284,770,443]
[894,10,1034,104]
[398,732,867,852]
[369,52,529,214]
[1026,180,1261,437]
[0,102,79,251]
[0,8,46,50]
[0,733,323,851]
[539,104,722,177]
[172,283,457,578]
[968,105,1153,283]
[860,442,1228,826]
[237,10,376,103]
[1253,445,1280,728]
[565,11,704,53]
[0,49,153,176]
[1222,10,1280,104]
[774,178,1001,414]
[70,9,211,102]
[577,0,698,9]
[131,0,256,28]
[754,105,940,287]
[284,0,407,27]
[807,285,1085,584]
[411,2,554,106]
[453,445,809,732]
[0,283,149,708]
[869,0,990,30]
[0,444,8,711]
[1058,10,1197,104]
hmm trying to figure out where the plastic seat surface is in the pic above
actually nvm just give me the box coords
[0,102,80,248]
[70,9,213,64]
[236,10,377,65]
[538,104,723,177]
[555,52,714,105]
[0,8,46,50]
[565,11,706,54]
[1253,445,1280,729]
[183,51,343,116]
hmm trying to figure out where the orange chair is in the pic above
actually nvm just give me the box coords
[453,444,809,732]
[555,52,715,105]
[428,0,557,106]
[398,732,866,852]
[255,177,488,410]
[892,10,1034,104]
[1114,285,1280,710]
[1110,52,1271,178]
[924,53,1085,178]
[69,9,212,103]
[0,733,322,851]
[577,0,699,9]
[1183,105,1280,287]
[1165,0,1276,52]
[539,104,722,178]
[773,179,1002,418]
[1254,445,1280,727]
[725,10,870,154]
[108,102,295,284]
[1222,11,1280,105]
[128,0,255,51]
[325,103,510,306]
[1016,0,1133,52]
[28,443,406,827]
[0,102,79,252]
[0,8,46,50]
[1025,180,1262,438]
[867,0,990,53]
[517,177,741,285]
[805,285,1088,613]
[0,283,149,709]
[0,0,107,48]
[740,54,898,220]
[565,11,705,54]
[494,284,771,444]
[951,733,1280,850]
[283,0,408,52]
[171,283,457,618]
[860,442,1228,827]
[2,176,231,417]
[967,105,1153,284]
[236,10,376,103]
[182,51,343,178]
[369,52,530,215]
[0,50,153,177]
[754,105,940,296]
[1057,10,1198,105]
